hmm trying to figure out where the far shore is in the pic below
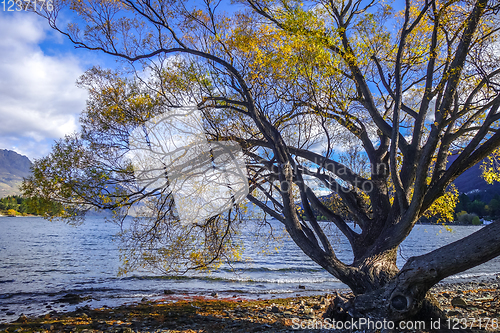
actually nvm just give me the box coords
[2,214,494,226]
[0,214,40,217]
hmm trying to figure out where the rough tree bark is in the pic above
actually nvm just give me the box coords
[324,220,500,327]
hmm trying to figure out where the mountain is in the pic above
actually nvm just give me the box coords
[0,149,32,197]
[448,154,500,202]
[0,147,499,205]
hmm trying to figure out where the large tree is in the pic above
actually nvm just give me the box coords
[25,0,500,326]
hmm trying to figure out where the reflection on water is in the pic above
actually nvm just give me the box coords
[0,217,499,322]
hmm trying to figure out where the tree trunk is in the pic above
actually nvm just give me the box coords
[324,291,463,333]
[324,220,500,332]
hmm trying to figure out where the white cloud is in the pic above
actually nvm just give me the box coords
[0,12,87,160]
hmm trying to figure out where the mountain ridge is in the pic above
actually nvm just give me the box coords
[0,149,32,197]
[447,153,500,202]
[0,148,499,202]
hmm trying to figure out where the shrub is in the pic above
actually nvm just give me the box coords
[457,211,478,224]
[6,209,18,217]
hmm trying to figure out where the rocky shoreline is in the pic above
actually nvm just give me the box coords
[1,279,499,332]
[430,280,500,325]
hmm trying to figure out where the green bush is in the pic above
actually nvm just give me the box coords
[456,211,478,224]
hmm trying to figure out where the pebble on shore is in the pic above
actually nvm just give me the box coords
[0,280,499,332]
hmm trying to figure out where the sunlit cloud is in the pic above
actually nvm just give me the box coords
[0,12,88,160]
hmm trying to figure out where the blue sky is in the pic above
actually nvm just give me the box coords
[0,1,398,161]
[0,11,117,160]
[0,3,233,161]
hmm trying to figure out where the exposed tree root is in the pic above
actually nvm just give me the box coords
[323,292,474,333]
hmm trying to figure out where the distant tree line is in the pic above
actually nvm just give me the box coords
[0,195,62,217]
[453,193,500,224]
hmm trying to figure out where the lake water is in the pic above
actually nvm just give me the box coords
[1,217,500,323]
